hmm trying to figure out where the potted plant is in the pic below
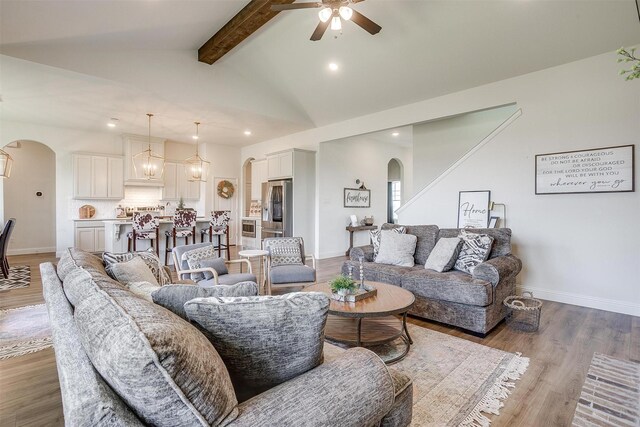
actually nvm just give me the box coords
[330,275,357,296]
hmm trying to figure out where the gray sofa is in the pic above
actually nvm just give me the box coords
[342,224,522,335]
[42,248,413,426]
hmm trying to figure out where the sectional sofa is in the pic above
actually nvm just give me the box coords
[41,248,413,426]
[342,224,522,335]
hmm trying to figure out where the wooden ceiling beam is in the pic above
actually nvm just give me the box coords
[198,0,296,65]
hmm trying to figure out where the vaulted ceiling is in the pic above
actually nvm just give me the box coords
[1,0,638,146]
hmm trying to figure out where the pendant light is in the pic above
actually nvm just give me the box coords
[0,148,13,178]
[184,121,210,182]
[133,113,165,180]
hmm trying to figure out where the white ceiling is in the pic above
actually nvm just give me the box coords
[1,0,639,146]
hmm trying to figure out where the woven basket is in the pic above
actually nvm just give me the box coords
[503,292,542,332]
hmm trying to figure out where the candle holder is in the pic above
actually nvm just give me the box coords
[359,257,365,290]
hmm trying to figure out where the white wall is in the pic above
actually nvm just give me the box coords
[412,105,517,193]
[398,52,640,316]
[3,141,56,254]
[317,136,412,258]
[241,50,639,315]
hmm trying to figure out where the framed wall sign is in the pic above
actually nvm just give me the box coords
[344,188,371,208]
[457,190,491,228]
[535,144,635,195]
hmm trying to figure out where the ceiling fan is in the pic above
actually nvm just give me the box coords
[271,0,382,41]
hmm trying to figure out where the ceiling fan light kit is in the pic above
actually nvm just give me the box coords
[318,7,332,22]
[272,0,381,41]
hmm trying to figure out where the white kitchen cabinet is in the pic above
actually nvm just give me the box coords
[73,154,124,200]
[251,159,267,200]
[74,221,105,253]
[266,151,293,180]
[123,134,165,186]
[162,162,200,201]
[73,155,92,198]
[108,157,124,199]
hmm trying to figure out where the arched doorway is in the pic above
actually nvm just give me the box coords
[2,140,56,254]
[387,158,403,224]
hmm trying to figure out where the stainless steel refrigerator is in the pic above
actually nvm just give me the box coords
[261,179,293,240]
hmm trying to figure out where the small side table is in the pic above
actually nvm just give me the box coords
[345,225,377,256]
[238,249,269,294]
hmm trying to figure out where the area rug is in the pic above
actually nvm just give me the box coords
[0,265,31,291]
[0,304,52,360]
[324,323,529,426]
[571,353,640,427]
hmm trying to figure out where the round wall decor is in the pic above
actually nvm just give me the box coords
[217,180,235,199]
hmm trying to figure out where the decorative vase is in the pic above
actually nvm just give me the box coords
[337,288,350,296]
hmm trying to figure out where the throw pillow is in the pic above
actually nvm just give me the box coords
[182,245,217,282]
[370,226,406,260]
[374,230,417,267]
[184,292,329,403]
[127,281,161,302]
[151,282,259,320]
[424,237,463,272]
[108,257,159,286]
[103,251,171,286]
[72,270,239,426]
[454,230,495,274]
[269,241,303,267]
[194,257,228,281]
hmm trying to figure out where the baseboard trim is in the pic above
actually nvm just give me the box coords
[8,247,57,256]
[516,285,640,317]
[318,250,350,260]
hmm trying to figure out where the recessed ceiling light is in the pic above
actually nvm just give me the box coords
[328,62,339,71]
[244,130,252,136]
[107,118,118,128]
[192,135,199,140]
[392,132,400,137]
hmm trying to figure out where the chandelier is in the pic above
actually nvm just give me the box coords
[184,121,210,182]
[133,113,165,180]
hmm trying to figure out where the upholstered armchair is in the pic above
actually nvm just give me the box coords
[172,242,256,287]
[263,237,316,295]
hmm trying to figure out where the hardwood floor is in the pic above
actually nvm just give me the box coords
[1,250,638,426]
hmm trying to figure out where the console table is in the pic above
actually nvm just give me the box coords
[345,225,377,256]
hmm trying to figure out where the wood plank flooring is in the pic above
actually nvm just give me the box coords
[0,251,638,427]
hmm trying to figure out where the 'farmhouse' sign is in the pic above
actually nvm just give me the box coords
[344,188,371,208]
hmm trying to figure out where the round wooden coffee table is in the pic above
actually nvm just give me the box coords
[305,281,415,364]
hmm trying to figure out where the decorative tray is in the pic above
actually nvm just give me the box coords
[331,284,377,302]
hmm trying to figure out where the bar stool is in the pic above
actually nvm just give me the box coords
[127,212,160,256]
[164,209,197,265]
[200,210,231,260]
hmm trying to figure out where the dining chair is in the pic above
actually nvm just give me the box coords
[0,218,16,279]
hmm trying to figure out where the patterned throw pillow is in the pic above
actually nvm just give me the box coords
[454,230,495,274]
[103,251,171,286]
[182,245,218,282]
[270,242,303,267]
[370,226,407,260]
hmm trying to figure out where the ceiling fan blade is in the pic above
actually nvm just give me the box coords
[350,9,382,35]
[271,2,321,11]
[310,19,330,41]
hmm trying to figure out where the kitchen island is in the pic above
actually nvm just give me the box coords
[103,218,212,264]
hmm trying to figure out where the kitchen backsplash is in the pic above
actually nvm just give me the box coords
[69,186,200,219]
